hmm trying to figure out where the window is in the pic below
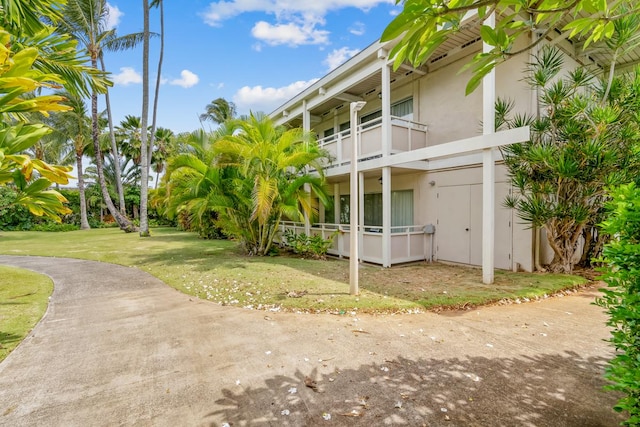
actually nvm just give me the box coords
[391,98,413,119]
[324,195,350,224]
[323,127,335,138]
[323,190,414,230]
[358,97,414,129]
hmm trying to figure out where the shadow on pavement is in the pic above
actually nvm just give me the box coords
[203,351,622,427]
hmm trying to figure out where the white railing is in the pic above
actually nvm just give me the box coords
[316,116,428,167]
[277,221,428,265]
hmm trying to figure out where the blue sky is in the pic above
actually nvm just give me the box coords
[101,0,402,134]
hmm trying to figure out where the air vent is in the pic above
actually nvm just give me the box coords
[461,36,481,49]
[335,104,344,110]
[365,88,376,96]
[390,78,396,84]
[405,70,413,76]
[430,53,448,63]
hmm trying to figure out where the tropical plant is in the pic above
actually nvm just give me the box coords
[207,114,329,255]
[0,29,73,221]
[58,0,145,232]
[382,0,640,94]
[497,47,640,273]
[45,90,92,229]
[116,115,147,166]
[138,0,152,237]
[595,183,640,426]
[151,127,175,188]
[200,97,237,125]
[282,229,336,259]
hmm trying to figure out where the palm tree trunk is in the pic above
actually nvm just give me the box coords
[149,0,164,165]
[100,55,126,215]
[138,0,151,237]
[76,152,90,230]
[91,56,135,233]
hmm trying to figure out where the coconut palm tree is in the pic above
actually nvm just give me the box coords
[151,127,175,188]
[116,115,146,166]
[45,91,93,229]
[138,0,151,237]
[58,0,144,232]
[200,98,237,126]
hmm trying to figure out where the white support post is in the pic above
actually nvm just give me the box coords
[382,166,391,267]
[482,13,496,285]
[381,59,391,157]
[359,171,365,263]
[381,56,393,268]
[302,100,311,236]
[349,101,366,295]
[334,183,343,258]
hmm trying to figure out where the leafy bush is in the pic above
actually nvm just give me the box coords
[283,229,335,259]
[596,183,640,425]
[0,186,34,230]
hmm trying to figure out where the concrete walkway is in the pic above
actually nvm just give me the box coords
[0,255,623,426]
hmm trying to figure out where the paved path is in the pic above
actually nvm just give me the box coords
[0,255,623,426]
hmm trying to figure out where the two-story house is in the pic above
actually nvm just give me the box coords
[269,16,623,275]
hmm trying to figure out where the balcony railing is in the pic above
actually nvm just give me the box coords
[316,116,428,168]
[277,221,428,265]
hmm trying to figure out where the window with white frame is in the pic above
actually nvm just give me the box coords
[324,190,414,231]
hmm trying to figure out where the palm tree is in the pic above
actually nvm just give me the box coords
[138,0,151,237]
[45,91,93,229]
[116,115,145,166]
[151,127,174,188]
[200,98,237,126]
[148,0,165,174]
[58,0,142,232]
[162,115,330,255]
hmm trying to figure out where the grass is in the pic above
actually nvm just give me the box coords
[0,227,588,314]
[0,266,53,362]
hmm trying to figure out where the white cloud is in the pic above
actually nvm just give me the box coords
[234,78,319,113]
[202,0,394,26]
[112,67,142,86]
[349,21,365,36]
[170,70,200,88]
[201,0,393,46]
[323,47,360,71]
[105,2,123,30]
[251,20,329,46]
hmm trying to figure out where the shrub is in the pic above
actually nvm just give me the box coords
[595,183,640,426]
[0,186,34,230]
[283,229,336,259]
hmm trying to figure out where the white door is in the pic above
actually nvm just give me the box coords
[437,185,471,264]
[437,183,512,269]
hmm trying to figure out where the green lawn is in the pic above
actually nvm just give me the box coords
[0,227,588,313]
[0,266,53,362]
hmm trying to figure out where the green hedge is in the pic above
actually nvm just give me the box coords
[596,183,640,426]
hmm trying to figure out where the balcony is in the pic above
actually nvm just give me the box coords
[317,116,428,168]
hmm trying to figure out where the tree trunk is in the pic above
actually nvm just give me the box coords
[90,56,135,233]
[138,0,151,237]
[100,55,126,215]
[76,152,90,230]
[149,0,164,168]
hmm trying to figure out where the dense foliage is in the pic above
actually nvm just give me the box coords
[497,47,640,273]
[596,183,640,425]
[159,114,330,256]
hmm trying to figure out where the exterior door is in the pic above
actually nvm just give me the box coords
[436,185,471,264]
[437,183,512,269]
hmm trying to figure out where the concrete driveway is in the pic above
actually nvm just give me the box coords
[0,255,623,426]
